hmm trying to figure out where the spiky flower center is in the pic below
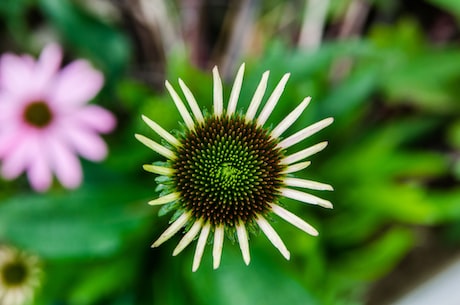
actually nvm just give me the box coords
[22,101,54,128]
[1,261,27,286]
[172,115,286,226]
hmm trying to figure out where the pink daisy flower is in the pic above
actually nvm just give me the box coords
[0,43,116,192]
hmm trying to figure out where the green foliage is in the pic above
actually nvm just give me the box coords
[0,1,459,305]
[38,0,131,85]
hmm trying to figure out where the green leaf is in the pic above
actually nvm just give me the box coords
[186,247,320,305]
[38,0,130,83]
[68,258,137,305]
[333,228,415,281]
[427,0,460,19]
[0,182,152,259]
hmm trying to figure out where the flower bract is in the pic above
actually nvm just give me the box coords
[0,43,116,192]
[137,64,333,271]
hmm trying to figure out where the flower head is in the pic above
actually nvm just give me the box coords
[137,64,333,271]
[0,246,42,305]
[0,44,116,192]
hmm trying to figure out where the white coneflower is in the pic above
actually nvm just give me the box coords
[0,246,42,305]
[136,64,333,271]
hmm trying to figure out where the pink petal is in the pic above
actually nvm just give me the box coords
[0,126,25,158]
[62,126,108,161]
[0,53,34,94]
[49,60,104,106]
[0,136,30,179]
[0,95,13,120]
[26,142,53,192]
[73,105,116,133]
[48,138,82,189]
[32,43,63,93]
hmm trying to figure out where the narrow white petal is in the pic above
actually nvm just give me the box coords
[271,203,318,236]
[281,188,333,209]
[148,192,179,206]
[135,134,175,159]
[178,78,204,123]
[141,115,180,146]
[283,141,328,165]
[213,225,225,269]
[152,213,190,248]
[213,66,223,116]
[279,117,334,149]
[256,215,290,260]
[236,221,250,265]
[246,71,269,121]
[143,164,174,176]
[165,80,195,130]
[257,73,290,126]
[173,219,202,256]
[192,223,211,272]
[282,161,311,174]
[271,97,311,138]
[284,177,334,191]
[227,63,245,115]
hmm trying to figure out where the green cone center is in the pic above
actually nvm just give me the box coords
[1,261,28,285]
[172,115,286,226]
[23,101,54,128]
[217,163,241,186]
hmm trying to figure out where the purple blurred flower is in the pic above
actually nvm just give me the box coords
[0,44,116,192]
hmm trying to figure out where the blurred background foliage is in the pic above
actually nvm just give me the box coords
[1,0,460,304]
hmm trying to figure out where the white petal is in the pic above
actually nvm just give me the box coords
[227,63,245,115]
[271,203,318,236]
[281,188,333,209]
[148,192,179,206]
[278,117,333,149]
[257,73,290,126]
[284,177,333,191]
[152,212,190,247]
[143,164,174,176]
[165,80,195,130]
[141,115,179,146]
[271,97,311,138]
[283,141,328,165]
[236,221,250,265]
[246,71,269,121]
[192,223,211,272]
[256,216,290,260]
[178,79,204,123]
[213,225,225,269]
[282,161,311,174]
[135,134,175,159]
[173,219,202,256]
[213,66,223,116]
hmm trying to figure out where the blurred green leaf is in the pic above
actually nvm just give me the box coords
[429,190,460,222]
[38,0,131,83]
[427,0,460,19]
[333,228,415,281]
[369,19,460,112]
[0,181,152,259]
[186,248,320,305]
[0,0,34,46]
[68,258,137,305]
[447,119,460,148]
[381,50,460,112]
